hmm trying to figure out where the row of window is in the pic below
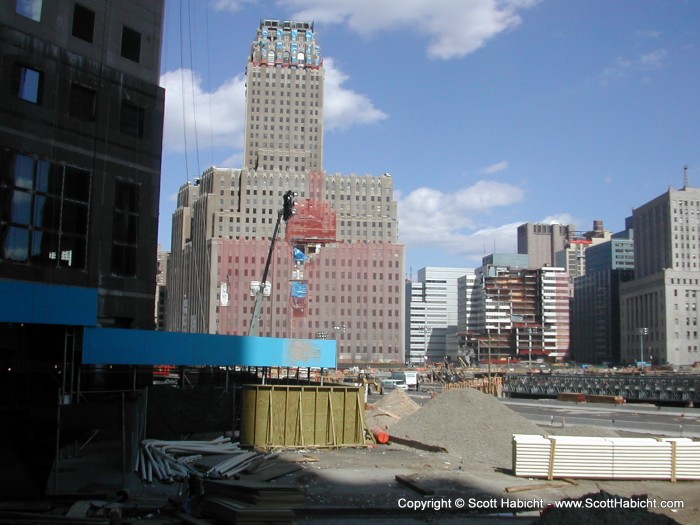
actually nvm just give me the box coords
[16,1,143,63]
[12,64,147,138]
[0,148,141,277]
[1,150,89,268]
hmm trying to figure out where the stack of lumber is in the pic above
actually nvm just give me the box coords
[201,479,304,524]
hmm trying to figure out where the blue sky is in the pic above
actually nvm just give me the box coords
[159,0,700,276]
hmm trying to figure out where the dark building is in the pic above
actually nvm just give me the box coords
[1,0,165,328]
[0,0,165,495]
[572,219,635,364]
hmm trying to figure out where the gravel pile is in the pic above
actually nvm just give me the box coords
[388,389,544,469]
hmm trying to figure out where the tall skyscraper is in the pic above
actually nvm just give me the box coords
[620,183,700,366]
[166,20,405,364]
[244,20,323,173]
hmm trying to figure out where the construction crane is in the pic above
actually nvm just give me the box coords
[248,190,297,337]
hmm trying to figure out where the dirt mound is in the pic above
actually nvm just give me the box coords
[365,389,421,430]
[389,389,544,469]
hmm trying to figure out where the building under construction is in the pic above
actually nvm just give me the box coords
[457,255,571,364]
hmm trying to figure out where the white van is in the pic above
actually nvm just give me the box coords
[381,379,408,390]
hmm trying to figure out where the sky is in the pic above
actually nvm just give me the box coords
[158,0,700,277]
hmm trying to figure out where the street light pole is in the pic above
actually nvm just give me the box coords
[637,327,648,364]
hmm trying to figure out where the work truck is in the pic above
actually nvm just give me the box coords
[391,370,418,390]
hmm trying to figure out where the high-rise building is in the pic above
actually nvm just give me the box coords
[406,267,471,365]
[166,20,405,364]
[517,223,573,270]
[244,20,323,173]
[573,220,634,364]
[620,183,700,366]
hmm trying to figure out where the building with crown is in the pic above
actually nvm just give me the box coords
[166,20,405,365]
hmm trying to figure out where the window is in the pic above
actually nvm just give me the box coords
[72,4,95,43]
[121,26,141,62]
[69,83,97,121]
[12,65,42,104]
[111,179,139,276]
[16,0,42,21]
[120,101,144,137]
[0,150,89,269]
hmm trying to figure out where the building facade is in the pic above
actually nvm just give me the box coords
[406,267,471,365]
[166,20,405,365]
[620,185,700,366]
[554,221,612,282]
[572,221,634,364]
[155,245,169,330]
[0,0,165,496]
[517,223,573,270]
[456,254,571,364]
[0,1,165,329]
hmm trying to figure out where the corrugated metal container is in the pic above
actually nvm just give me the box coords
[240,385,366,448]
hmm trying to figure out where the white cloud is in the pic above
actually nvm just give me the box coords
[539,213,577,226]
[397,180,525,261]
[160,59,386,154]
[639,49,667,69]
[600,49,667,85]
[480,160,509,174]
[160,68,247,153]
[323,58,388,131]
[283,0,540,59]
[211,0,259,12]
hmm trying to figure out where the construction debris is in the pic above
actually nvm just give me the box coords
[136,436,265,482]
[135,436,307,485]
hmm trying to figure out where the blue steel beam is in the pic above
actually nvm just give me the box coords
[82,327,336,369]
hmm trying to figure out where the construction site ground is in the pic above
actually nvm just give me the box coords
[28,388,700,524]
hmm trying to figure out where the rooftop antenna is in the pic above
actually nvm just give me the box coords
[683,165,689,189]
